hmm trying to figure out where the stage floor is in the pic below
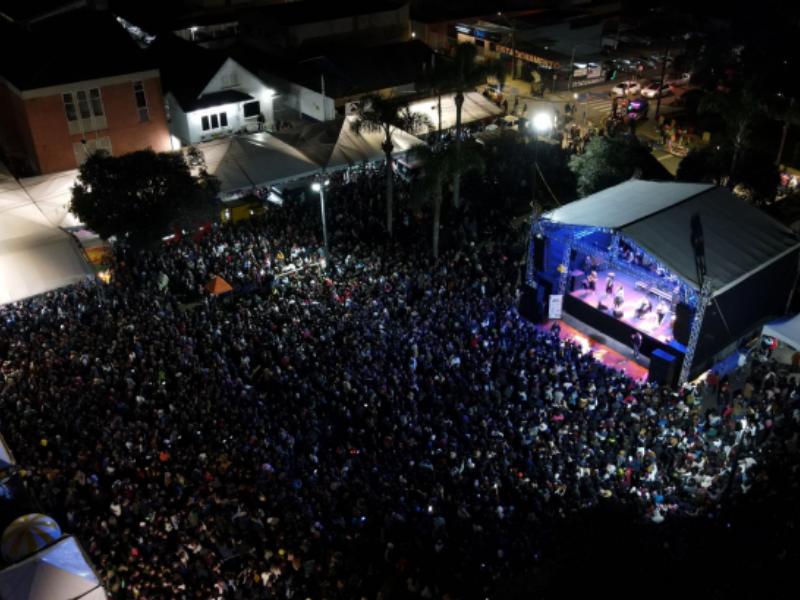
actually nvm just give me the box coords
[568,269,675,344]
[539,319,649,381]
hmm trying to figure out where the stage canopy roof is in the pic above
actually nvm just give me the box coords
[0,165,92,306]
[408,91,503,131]
[543,180,800,295]
[0,536,107,600]
[762,314,800,350]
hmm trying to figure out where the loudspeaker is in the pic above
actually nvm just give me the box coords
[518,284,542,322]
[533,235,546,272]
[649,349,680,386]
[673,302,692,345]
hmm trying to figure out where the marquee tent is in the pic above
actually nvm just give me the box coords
[762,314,800,350]
[0,165,92,306]
[0,536,107,600]
[273,116,424,173]
[194,134,321,195]
[408,91,503,131]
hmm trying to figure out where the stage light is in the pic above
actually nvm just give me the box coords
[311,182,321,192]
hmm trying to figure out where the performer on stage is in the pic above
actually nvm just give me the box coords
[583,270,598,291]
[656,299,669,326]
[634,297,652,319]
[613,284,624,308]
[631,331,643,360]
[605,272,615,295]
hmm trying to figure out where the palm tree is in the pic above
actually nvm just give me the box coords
[412,141,484,258]
[450,43,506,209]
[351,95,432,236]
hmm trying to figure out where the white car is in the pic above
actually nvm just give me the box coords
[641,82,672,98]
[611,81,642,96]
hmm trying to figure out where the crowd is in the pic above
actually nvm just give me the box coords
[0,167,799,599]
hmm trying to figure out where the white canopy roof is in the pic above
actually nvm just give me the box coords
[763,314,800,350]
[328,116,423,171]
[196,134,321,194]
[0,166,92,306]
[0,536,107,600]
[408,91,503,131]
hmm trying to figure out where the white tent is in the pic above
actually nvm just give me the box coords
[0,165,92,306]
[0,536,107,600]
[762,314,800,350]
[195,134,321,195]
[408,91,503,132]
[328,116,424,171]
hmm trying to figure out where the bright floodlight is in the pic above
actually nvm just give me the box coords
[532,112,552,133]
[311,182,321,192]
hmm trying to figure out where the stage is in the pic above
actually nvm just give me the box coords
[568,268,676,345]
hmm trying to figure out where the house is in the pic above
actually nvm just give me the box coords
[238,39,433,122]
[0,9,171,176]
[148,34,276,146]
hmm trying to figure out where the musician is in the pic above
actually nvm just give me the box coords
[634,297,652,319]
[605,272,615,295]
[583,270,598,291]
[613,284,624,308]
[582,254,593,274]
[631,331,643,360]
[656,300,669,326]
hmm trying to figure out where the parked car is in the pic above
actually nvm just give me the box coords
[641,82,672,98]
[668,72,692,86]
[611,81,642,96]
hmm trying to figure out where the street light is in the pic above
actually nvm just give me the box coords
[526,112,552,282]
[311,177,330,262]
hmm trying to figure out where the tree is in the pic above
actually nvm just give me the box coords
[411,141,484,258]
[71,149,219,247]
[351,95,431,237]
[450,43,506,209]
[569,136,662,197]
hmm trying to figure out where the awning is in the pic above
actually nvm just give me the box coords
[762,314,800,350]
[408,91,503,131]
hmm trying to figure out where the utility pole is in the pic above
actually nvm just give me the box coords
[654,43,670,121]
[497,12,516,80]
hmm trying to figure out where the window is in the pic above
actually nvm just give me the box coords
[89,88,104,116]
[76,90,91,119]
[73,136,112,166]
[243,100,260,118]
[63,93,77,121]
[133,81,149,122]
[200,111,229,133]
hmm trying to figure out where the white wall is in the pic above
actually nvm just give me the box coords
[201,58,275,127]
[186,101,242,144]
[166,92,191,147]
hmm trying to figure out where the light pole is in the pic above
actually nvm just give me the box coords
[527,112,553,282]
[311,177,330,263]
[497,11,516,80]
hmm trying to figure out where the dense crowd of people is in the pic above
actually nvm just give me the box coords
[1,168,799,599]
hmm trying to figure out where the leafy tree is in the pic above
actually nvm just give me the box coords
[678,144,779,204]
[411,141,484,258]
[569,136,663,197]
[351,95,431,236]
[71,149,219,247]
[450,43,506,209]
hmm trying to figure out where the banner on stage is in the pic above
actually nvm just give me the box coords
[548,294,563,319]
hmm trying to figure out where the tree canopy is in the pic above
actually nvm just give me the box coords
[70,149,219,246]
[568,136,667,197]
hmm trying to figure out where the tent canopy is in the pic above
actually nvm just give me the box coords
[408,91,503,131]
[763,314,800,350]
[0,165,92,306]
[543,181,800,294]
[206,275,233,295]
[273,116,424,173]
[0,536,107,600]
[195,134,321,195]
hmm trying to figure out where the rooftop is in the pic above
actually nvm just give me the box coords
[242,0,408,27]
[0,9,154,91]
